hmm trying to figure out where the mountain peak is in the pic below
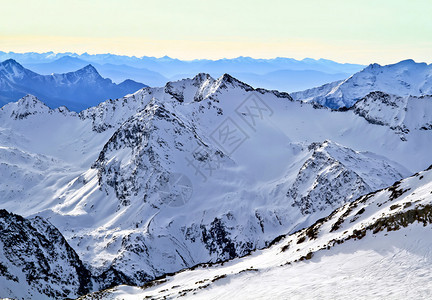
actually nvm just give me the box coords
[1,58,20,65]
[365,62,381,70]
[119,78,143,85]
[192,72,213,83]
[81,64,98,73]
[391,59,429,70]
[0,60,146,111]
[366,59,423,71]
[63,64,103,81]
[0,58,26,72]
[217,73,253,90]
[159,55,174,61]
[220,73,236,82]
[396,59,416,65]
[55,55,86,63]
[0,94,50,119]
[118,79,148,91]
[16,94,49,110]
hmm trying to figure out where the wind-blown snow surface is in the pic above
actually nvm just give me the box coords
[291,59,432,109]
[79,165,432,300]
[1,73,432,296]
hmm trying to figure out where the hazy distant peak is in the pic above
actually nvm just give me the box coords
[1,58,20,65]
[0,61,147,111]
[57,64,104,82]
[396,59,417,65]
[55,55,87,63]
[79,64,99,74]
[0,58,26,72]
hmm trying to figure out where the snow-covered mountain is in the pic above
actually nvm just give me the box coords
[351,91,432,140]
[0,59,146,111]
[80,164,432,299]
[285,140,407,214]
[1,72,432,298]
[291,59,432,108]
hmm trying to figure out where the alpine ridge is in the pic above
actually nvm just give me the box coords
[1,72,432,298]
[0,59,146,111]
[291,59,432,108]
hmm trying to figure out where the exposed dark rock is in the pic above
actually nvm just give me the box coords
[0,209,92,299]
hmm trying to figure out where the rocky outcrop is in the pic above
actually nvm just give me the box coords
[0,209,92,299]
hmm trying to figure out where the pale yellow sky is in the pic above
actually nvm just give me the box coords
[1,0,431,64]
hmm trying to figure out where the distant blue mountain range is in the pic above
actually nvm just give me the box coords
[0,52,365,92]
[0,59,146,111]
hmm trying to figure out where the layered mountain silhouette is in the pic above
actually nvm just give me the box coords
[0,59,146,111]
[0,52,366,92]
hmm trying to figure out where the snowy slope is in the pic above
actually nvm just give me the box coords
[1,73,432,296]
[291,59,432,108]
[0,59,146,111]
[80,164,432,300]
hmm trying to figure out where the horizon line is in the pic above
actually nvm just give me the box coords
[1,51,430,67]
[0,50,365,65]
[0,50,424,66]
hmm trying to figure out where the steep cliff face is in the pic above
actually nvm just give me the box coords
[0,209,92,299]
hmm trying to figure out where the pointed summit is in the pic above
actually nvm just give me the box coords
[365,62,381,70]
[192,73,213,83]
[1,94,50,119]
[79,64,99,74]
[0,61,145,111]
[59,64,104,83]
[16,94,49,110]
[0,58,27,75]
[1,58,20,66]
[215,73,254,92]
